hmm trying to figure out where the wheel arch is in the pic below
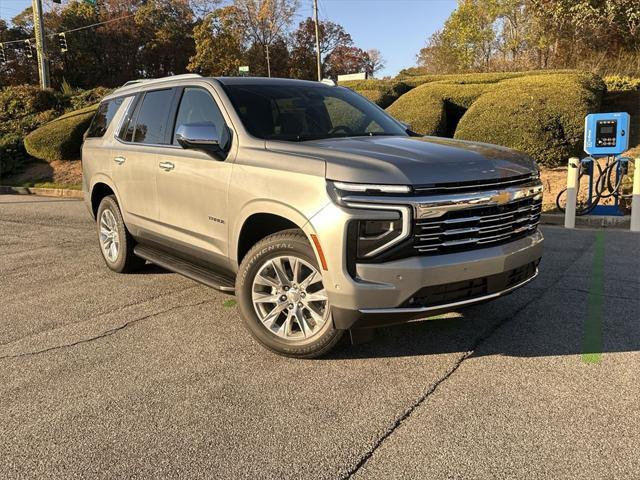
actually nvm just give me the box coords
[233,201,318,268]
[89,176,120,219]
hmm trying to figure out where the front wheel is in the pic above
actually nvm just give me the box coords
[236,229,344,358]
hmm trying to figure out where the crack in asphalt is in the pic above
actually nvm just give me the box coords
[0,298,213,360]
[559,286,635,301]
[341,245,592,479]
[2,240,78,257]
[0,285,201,349]
[0,218,90,231]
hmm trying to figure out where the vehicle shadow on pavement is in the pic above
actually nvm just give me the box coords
[326,227,640,361]
[325,291,640,360]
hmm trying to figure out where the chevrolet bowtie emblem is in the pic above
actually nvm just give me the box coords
[491,191,512,204]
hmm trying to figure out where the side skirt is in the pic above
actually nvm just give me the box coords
[134,244,236,293]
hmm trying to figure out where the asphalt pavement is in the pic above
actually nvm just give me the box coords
[1,194,638,479]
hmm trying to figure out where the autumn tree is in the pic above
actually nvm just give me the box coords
[134,0,195,78]
[365,49,386,77]
[233,0,298,76]
[245,37,290,77]
[189,6,245,76]
[289,17,352,79]
[324,45,370,79]
[416,0,640,75]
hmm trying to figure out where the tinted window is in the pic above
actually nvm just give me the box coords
[87,97,125,138]
[173,88,226,145]
[132,89,175,144]
[222,84,406,141]
[120,96,142,142]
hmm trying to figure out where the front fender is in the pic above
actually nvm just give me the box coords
[229,198,330,269]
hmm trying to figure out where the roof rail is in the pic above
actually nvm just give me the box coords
[117,73,203,91]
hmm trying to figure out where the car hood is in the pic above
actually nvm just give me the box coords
[266,135,537,185]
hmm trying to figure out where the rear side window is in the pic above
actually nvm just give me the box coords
[131,89,175,145]
[86,97,125,138]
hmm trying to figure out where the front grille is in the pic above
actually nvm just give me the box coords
[413,195,542,255]
[402,262,538,308]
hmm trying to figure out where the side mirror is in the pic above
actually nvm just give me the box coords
[175,122,229,160]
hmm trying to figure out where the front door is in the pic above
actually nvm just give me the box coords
[155,86,234,265]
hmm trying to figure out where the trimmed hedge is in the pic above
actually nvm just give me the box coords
[386,82,496,136]
[455,73,606,167]
[24,104,98,162]
[340,79,411,108]
[604,75,640,92]
[0,84,111,175]
[397,69,580,88]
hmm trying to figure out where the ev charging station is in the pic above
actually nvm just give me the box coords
[561,112,640,232]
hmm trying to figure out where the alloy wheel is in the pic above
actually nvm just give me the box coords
[251,255,329,340]
[99,209,120,263]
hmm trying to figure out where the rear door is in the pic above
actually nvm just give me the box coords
[155,86,234,264]
[111,88,178,230]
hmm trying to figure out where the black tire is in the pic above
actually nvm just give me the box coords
[96,195,145,273]
[236,229,344,358]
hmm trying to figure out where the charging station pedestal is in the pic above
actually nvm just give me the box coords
[563,112,639,230]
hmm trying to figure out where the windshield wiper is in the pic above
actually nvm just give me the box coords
[349,132,405,137]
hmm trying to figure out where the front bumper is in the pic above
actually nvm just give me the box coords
[310,191,544,329]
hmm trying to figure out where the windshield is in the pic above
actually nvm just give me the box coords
[221,83,408,141]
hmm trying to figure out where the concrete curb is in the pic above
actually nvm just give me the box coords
[541,213,631,229]
[0,185,83,199]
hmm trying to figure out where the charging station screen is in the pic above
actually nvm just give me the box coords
[596,120,617,147]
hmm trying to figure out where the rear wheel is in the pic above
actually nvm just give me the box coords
[236,229,343,358]
[96,195,145,273]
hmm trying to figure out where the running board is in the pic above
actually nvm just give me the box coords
[134,244,235,293]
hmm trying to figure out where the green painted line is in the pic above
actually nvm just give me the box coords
[223,299,237,308]
[582,231,605,364]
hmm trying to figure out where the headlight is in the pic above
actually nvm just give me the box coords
[356,218,404,258]
[331,181,411,195]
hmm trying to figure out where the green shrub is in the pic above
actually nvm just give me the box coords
[24,104,98,162]
[68,87,112,110]
[0,85,60,126]
[0,134,27,177]
[604,75,640,92]
[386,82,497,136]
[397,69,580,88]
[0,85,63,175]
[340,79,411,108]
[455,72,606,168]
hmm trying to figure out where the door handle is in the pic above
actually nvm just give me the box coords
[159,161,175,171]
[113,156,126,165]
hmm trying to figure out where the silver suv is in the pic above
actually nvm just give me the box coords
[82,74,543,358]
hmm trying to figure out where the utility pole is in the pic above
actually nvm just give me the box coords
[313,0,321,81]
[32,0,50,89]
[265,44,271,77]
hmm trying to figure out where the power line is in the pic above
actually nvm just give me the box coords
[0,12,136,46]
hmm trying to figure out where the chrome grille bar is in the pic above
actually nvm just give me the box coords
[413,189,542,255]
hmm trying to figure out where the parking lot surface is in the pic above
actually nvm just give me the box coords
[1,194,639,479]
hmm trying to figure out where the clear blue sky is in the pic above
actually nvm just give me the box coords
[0,0,457,77]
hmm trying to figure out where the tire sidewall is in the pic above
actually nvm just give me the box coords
[96,196,129,273]
[236,231,341,357]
